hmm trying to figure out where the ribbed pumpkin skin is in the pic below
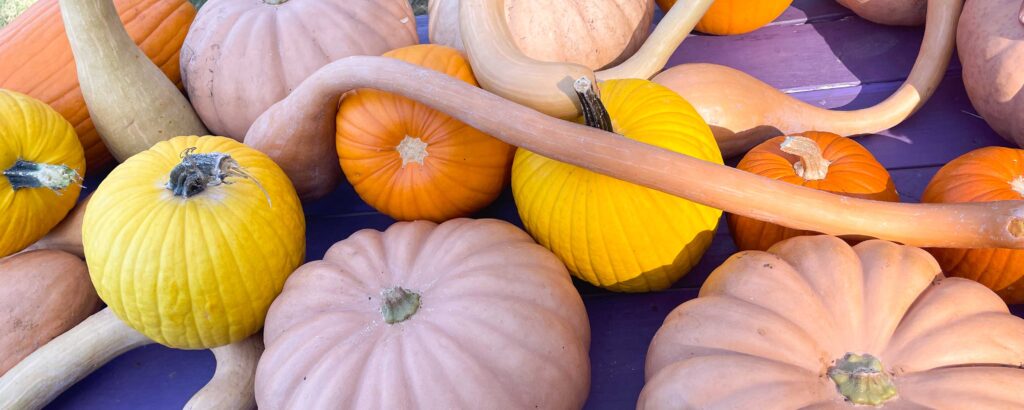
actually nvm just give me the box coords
[640,235,1024,408]
[256,219,591,408]
[922,147,1024,304]
[0,0,195,169]
[728,131,899,251]
[181,0,419,140]
[337,45,513,222]
[657,0,792,35]
[82,136,305,349]
[0,89,85,258]
[512,79,723,292]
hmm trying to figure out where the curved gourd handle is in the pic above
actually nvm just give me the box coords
[185,336,263,410]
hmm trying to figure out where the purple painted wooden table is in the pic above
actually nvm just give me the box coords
[46,1,1024,408]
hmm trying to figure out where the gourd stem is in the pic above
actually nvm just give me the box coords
[779,136,830,181]
[166,148,269,204]
[3,160,81,192]
[828,353,897,406]
[573,77,613,132]
[381,287,420,324]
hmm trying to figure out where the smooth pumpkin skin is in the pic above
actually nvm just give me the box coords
[641,235,1024,408]
[82,136,305,349]
[181,0,419,140]
[512,79,723,292]
[336,45,513,222]
[728,131,898,251]
[0,0,195,170]
[657,0,792,35]
[0,89,85,258]
[922,147,1024,304]
[256,218,590,408]
[0,250,100,376]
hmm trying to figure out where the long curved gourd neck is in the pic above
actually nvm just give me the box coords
[799,0,961,134]
[248,56,1024,249]
[460,0,714,119]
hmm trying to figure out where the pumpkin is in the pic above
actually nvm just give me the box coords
[728,132,899,251]
[428,0,653,70]
[657,0,792,36]
[0,250,99,376]
[921,146,1024,304]
[653,0,961,157]
[247,55,1024,249]
[0,89,84,258]
[957,0,1024,148]
[0,0,195,169]
[181,0,419,142]
[336,45,513,222]
[836,0,927,26]
[512,78,722,292]
[640,235,1024,408]
[255,218,590,408]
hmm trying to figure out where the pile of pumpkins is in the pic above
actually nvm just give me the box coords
[0,0,1022,408]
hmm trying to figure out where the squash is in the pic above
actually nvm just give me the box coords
[0,0,196,168]
[456,0,715,119]
[956,0,1024,148]
[657,0,793,35]
[0,250,99,376]
[245,55,1024,249]
[0,89,84,258]
[836,0,927,26]
[336,45,513,222]
[653,0,961,157]
[640,235,1024,408]
[728,132,899,251]
[23,194,89,258]
[513,78,722,292]
[181,0,419,141]
[428,0,653,69]
[922,147,1024,304]
[255,218,590,408]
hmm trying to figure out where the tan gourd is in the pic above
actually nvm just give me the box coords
[654,0,960,157]
[245,55,1024,249]
[60,0,207,161]
[23,195,89,258]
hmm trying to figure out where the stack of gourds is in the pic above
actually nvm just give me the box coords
[0,0,1022,408]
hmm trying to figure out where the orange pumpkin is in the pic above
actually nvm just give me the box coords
[657,0,792,35]
[728,132,899,251]
[336,44,514,222]
[0,0,195,170]
[922,146,1024,304]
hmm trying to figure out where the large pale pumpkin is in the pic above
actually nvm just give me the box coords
[255,218,591,408]
[512,78,723,292]
[657,0,792,35]
[641,235,1024,408]
[0,0,195,169]
[0,89,85,258]
[728,132,899,251]
[181,0,419,140]
[82,135,305,349]
[336,45,513,222]
[922,146,1024,304]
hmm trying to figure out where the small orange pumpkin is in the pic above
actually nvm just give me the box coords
[922,146,1024,304]
[336,44,513,222]
[657,0,793,35]
[728,132,899,251]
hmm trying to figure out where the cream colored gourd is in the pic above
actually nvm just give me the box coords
[245,55,1024,249]
[654,0,960,157]
[836,0,927,26]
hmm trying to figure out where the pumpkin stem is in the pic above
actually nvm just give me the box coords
[780,136,830,181]
[380,287,420,324]
[3,160,82,193]
[573,77,613,133]
[166,148,271,205]
[397,136,429,167]
[828,353,897,406]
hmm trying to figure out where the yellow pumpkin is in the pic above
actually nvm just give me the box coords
[0,89,85,258]
[511,79,723,292]
[82,135,305,349]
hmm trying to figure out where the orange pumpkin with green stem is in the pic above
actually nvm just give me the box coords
[657,0,793,35]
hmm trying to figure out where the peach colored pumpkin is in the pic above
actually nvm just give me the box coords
[255,218,591,408]
[0,250,99,375]
[641,235,1024,408]
[181,0,419,140]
